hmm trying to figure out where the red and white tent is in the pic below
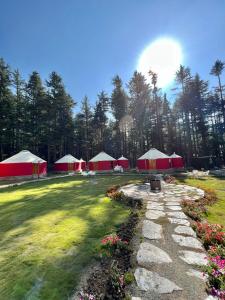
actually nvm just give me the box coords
[137,148,170,171]
[88,152,116,172]
[116,156,129,169]
[170,152,184,168]
[54,154,78,172]
[0,150,47,179]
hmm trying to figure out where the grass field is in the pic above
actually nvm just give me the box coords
[177,175,225,226]
[0,175,140,300]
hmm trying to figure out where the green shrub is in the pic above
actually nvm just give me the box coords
[124,272,135,285]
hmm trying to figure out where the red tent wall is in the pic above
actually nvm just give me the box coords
[80,161,86,170]
[156,158,170,169]
[0,162,47,177]
[137,159,170,170]
[171,157,184,168]
[117,160,129,169]
[54,163,74,172]
[88,161,116,171]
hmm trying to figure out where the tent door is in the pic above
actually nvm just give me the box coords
[149,159,156,169]
[32,163,39,176]
[68,163,73,171]
[93,162,98,171]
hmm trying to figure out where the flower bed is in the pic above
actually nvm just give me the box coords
[78,185,142,299]
[181,188,225,298]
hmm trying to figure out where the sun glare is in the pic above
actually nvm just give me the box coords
[137,37,183,88]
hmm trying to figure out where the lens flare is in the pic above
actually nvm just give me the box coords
[137,37,183,88]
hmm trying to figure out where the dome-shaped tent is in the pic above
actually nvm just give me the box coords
[54,154,78,172]
[88,152,116,172]
[170,152,184,168]
[116,156,129,169]
[137,148,170,171]
[0,150,47,179]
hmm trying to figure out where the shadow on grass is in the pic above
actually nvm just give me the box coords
[0,176,135,300]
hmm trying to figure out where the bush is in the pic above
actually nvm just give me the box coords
[181,200,207,221]
[105,261,125,299]
[99,234,129,257]
[208,245,225,258]
[192,222,225,249]
[203,255,225,299]
[110,191,142,209]
[201,188,217,206]
[124,272,135,285]
[106,185,120,197]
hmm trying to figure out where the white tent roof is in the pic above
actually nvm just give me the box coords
[79,158,85,162]
[118,155,128,161]
[89,151,116,162]
[138,148,169,160]
[55,154,78,164]
[0,150,46,163]
[170,152,182,158]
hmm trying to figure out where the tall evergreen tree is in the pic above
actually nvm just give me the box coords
[0,58,13,160]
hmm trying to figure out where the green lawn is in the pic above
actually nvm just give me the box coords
[176,175,225,226]
[0,175,140,300]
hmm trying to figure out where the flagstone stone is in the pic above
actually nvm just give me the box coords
[172,234,203,249]
[168,218,190,226]
[145,210,165,220]
[186,269,207,281]
[142,220,163,240]
[174,225,196,237]
[167,205,182,211]
[134,268,182,293]
[179,250,207,266]
[137,242,172,267]
[147,204,164,211]
[167,211,187,219]
[165,202,180,206]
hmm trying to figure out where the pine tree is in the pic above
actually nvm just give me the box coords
[0,58,14,160]
[46,72,75,162]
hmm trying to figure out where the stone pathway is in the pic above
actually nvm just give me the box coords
[120,182,215,300]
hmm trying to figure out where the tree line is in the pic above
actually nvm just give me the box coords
[0,57,224,168]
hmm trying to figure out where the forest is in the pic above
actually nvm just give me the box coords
[0,57,224,168]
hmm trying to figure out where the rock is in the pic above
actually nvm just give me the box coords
[167,206,182,211]
[174,225,196,237]
[137,242,172,267]
[172,234,203,249]
[134,268,182,293]
[186,269,207,281]
[147,204,164,211]
[168,218,190,226]
[205,296,219,300]
[165,202,180,206]
[179,250,207,266]
[142,220,163,240]
[145,210,165,220]
[167,212,187,219]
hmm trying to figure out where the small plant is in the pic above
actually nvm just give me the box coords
[124,272,135,285]
[181,200,207,221]
[100,234,128,257]
[208,245,225,258]
[111,191,127,202]
[106,261,125,298]
[192,222,225,249]
[203,255,225,299]
[199,187,217,206]
[78,291,95,300]
[106,185,120,197]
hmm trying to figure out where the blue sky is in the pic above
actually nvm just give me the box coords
[1,0,225,109]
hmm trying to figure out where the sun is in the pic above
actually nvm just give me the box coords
[137,37,183,88]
